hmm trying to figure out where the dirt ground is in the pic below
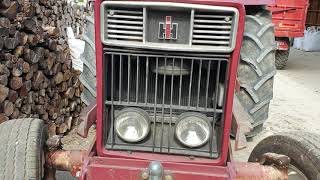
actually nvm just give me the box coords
[59,48,320,178]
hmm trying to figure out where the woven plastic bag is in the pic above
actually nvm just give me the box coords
[67,27,85,71]
[293,33,305,50]
[301,27,320,52]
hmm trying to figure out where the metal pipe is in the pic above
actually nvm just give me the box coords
[233,162,288,180]
[45,150,87,177]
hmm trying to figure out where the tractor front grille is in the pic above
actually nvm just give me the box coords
[101,1,239,53]
[104,47,229,158]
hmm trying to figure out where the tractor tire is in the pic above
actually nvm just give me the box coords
[249,132,320,180]
[0,118,46,180]
[80,15,97,105]
[275,49,290,70]
[237,8,276,137]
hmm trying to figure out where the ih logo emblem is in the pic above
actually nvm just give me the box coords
[158,16,178,40]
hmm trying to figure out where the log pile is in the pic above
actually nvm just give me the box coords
[0,0,87,135]
[35,0,90,39]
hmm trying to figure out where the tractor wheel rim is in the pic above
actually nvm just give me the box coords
[288,164,308,180]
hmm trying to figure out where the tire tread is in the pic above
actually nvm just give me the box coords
[237,9,276,136]
[0,118,45,180]
[275,50,289,70]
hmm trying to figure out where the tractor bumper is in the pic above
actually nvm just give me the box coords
[79,156,288,180]
[44,150,289,180]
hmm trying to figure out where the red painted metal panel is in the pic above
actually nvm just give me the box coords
[94,0,246,166]
[165,16,171,39]
[79,155,288,180]
[84,157,230,180]
[269,0,309,37]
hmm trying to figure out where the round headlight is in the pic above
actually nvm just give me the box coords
[115,108,150,143]
[175,113,211,148]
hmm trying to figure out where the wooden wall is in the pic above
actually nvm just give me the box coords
[306,0,320,26]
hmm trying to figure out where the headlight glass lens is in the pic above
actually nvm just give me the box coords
[115,108,150,143]
[175,113,211,148]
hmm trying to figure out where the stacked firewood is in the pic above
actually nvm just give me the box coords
[35,0,90,39]
[0,0,86,134]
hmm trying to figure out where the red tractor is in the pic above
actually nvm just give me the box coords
[1,0,320,180]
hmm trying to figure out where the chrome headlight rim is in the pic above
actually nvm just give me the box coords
[115,108,151,143]
[175,112,212,148]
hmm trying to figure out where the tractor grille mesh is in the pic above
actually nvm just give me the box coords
[104,47,229,158]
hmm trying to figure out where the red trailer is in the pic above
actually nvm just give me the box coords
[269,0,310,69]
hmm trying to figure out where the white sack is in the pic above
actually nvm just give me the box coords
[67,27,85,71]
[302,27,320,52]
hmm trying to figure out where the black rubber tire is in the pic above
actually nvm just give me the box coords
[248,132,320,180]
[237,8,276,137]
[80,15,96,105]
[275,49,290,70]
[0,118,46,180]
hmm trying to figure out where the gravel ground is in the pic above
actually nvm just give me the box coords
[58,48,320,178]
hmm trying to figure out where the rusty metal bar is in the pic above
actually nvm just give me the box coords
[45,150,87,177]
[233,162,288,180]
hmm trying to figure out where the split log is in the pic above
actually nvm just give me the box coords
[0,17,10,28]
[9,76,23,90]
[0,0,11,9]
[0,2,18,20]
[0,84,9,103]
[4,100,14,116]
[0,113,9,124]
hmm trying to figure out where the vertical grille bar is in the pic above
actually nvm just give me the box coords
[145,57,149,104]
[210,61,221,156]
[110,54,115,146]
[119,55,122,102]
[178,59,183,106]
[205,61,212,109]
[136,56,140,102]
[127,56,131,103]
[188,60,194,107]
[152,57,159,152]
[160,57,167,152]
[169,58,175,152]
[196,59,203,108]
